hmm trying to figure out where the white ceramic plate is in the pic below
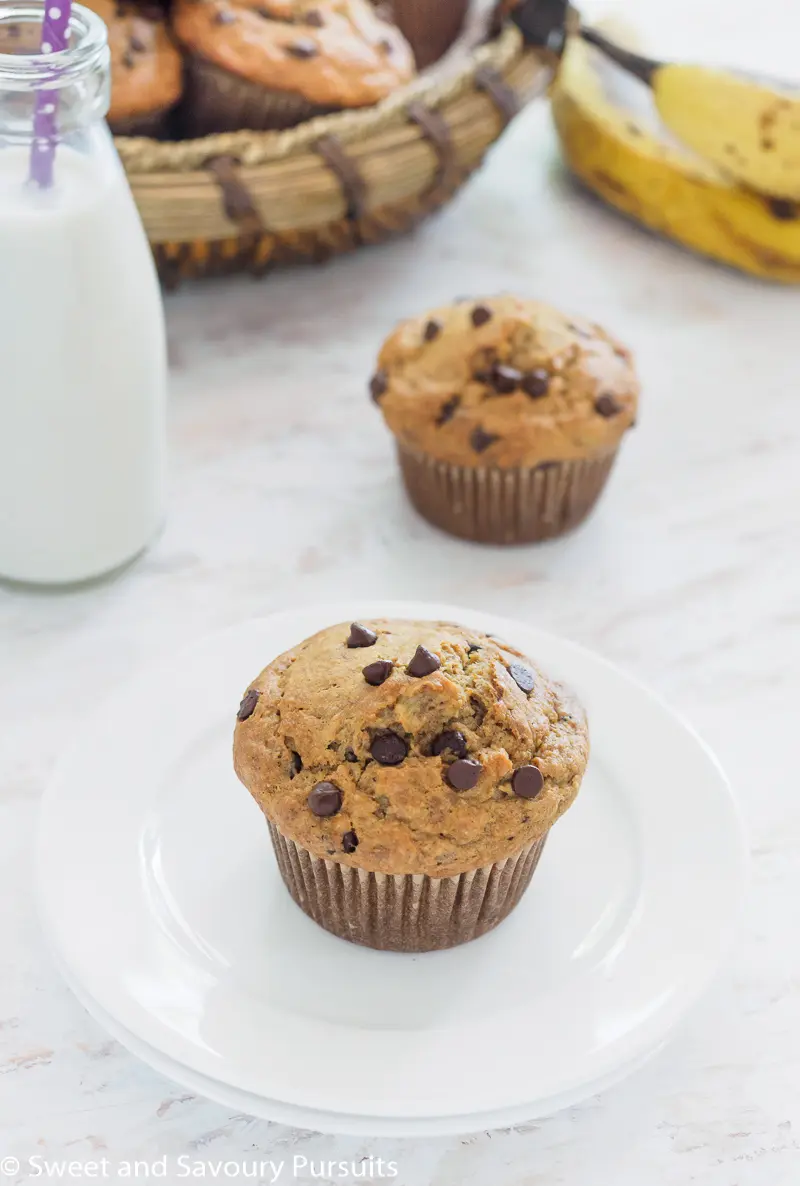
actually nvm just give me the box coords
[38,601,748,1125]
[51,942,671,1137]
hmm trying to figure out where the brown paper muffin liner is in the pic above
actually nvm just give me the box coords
[389,0,470,68]
[110,109,172,139]
[183,54,337,135]
[397,444,619,544]
[269,820,548,952]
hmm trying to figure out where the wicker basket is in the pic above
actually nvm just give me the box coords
[114,24,552,286]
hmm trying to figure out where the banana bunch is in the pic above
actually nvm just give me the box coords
[549,26,800,282]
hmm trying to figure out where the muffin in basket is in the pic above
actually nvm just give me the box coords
[89,0,183,137]
[388,0,469,68]
[233,618,589,952]
[173,0,416,135]
[371,296,639,544]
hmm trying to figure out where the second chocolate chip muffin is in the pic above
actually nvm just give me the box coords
[234,618,589,951]
[89,0,183,136]
[174,0,415,134]
[371,295,640,544]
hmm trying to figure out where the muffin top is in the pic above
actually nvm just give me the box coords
[371,296,639,468]
[234,619,589,878]
[89,0,183,123]
[172,0,415,106]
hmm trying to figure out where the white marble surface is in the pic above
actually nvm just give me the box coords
[3,0,800,1180]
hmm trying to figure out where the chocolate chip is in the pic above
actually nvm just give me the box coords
[436,395,460,426]
[490,363,522,394]
[342,829,359,853]
[370,731,408,766]
[466,643,481,655]
[308,781,343,817]
[470,426,499,453]
[129,34,146,51]
[446,758,481,790]
[432,730,467,759]
[521,369,549,398]
[347,622,377,648]
[286,36,318,57]
[423,319,442,342]
[345,747,358,762]
[508,662,535,693]
[122,50,136,67]
[237,688,259,721]
[512,764,544,799]
[407,645,441,677]
[471,304,493,327]
[303,7,324,25]
[289,751,303,778]
[595,393,622,417]
[370,369,388,403]
[363,659,393,686]
[213,10,235,23]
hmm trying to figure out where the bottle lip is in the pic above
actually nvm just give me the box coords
[0,2,108,89]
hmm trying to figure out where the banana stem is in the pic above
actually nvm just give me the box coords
[511,0,573,53]
[580,26,661,85]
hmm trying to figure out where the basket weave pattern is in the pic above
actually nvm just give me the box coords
[114,26,551,285]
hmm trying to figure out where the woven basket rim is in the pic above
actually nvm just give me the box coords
[116,23,525,174]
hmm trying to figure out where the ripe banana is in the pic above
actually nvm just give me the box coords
[550,36,800,282]
[581,30,800,202]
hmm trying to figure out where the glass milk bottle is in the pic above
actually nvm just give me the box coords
[0,2,166,585]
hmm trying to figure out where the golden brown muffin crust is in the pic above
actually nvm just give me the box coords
[372,296,640,468]
[172,0,414,106]
[87,0,183,122]
[234,619,589,877]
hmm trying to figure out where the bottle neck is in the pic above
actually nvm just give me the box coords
[0,2,110,144]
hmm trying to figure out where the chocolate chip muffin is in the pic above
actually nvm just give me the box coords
[234,618,589,951]
[88,0,183,137]
[173,0,415,135]
[371,296,640,544]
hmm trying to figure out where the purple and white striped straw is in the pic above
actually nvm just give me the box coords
[29,0,72,187]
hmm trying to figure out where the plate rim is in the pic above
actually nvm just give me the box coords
[50,934,676,1139]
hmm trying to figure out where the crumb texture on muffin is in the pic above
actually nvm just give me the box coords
[172,0,415,106]
[88,0,183,123]
[372,296,640,467]
[234,619,589,877]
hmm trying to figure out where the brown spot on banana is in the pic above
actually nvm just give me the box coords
[766,197,799,220]
[593,169,629,196]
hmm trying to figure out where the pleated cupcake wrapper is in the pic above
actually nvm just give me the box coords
[109,108,172,139]
[184,54,337,136]
[397,445,619,544]
[269,821,548,952]
[390,0,470,67]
